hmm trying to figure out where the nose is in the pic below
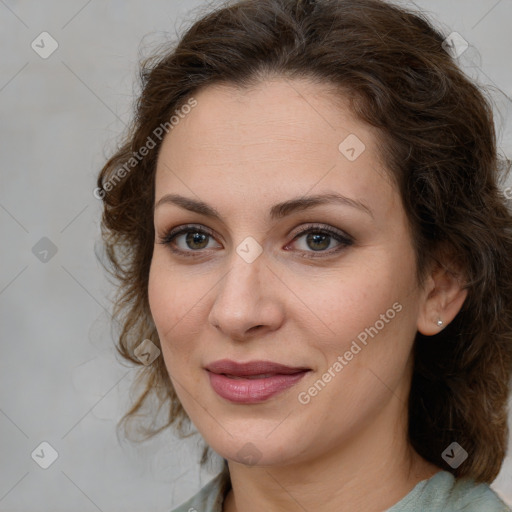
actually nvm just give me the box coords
[208,250,285,341]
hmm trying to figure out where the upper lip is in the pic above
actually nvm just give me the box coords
[205,359,310,377]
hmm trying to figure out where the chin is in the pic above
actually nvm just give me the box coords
[211,437,297,467]
[194,415,315,467]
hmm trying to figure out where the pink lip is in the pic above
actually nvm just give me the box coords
[205,359,310,403]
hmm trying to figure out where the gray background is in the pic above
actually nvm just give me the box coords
[1,1,511,510]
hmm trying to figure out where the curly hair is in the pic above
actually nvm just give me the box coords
[97,0,512,482]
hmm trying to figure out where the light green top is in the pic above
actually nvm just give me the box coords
[171,468,511,511]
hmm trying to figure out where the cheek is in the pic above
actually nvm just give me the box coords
[299,264,417,417]
[294,255,414,351]
[147,255,202,360]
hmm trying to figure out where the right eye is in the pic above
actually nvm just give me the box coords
[158,224,222,257]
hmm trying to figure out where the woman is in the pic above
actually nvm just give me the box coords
[97,0,512,510]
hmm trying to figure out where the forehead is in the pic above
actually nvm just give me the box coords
[155,78,396,218]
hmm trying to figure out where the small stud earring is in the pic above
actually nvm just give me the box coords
[436,318,444,327]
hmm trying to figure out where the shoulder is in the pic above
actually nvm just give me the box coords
[388,470,512,512]
[450,477,512,512]
[170,469,231,512]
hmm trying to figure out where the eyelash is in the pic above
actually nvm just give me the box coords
[157,223,354,259]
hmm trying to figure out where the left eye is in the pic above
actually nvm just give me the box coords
[287,226,353,256]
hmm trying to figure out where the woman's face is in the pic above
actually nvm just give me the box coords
[149,78,429,466]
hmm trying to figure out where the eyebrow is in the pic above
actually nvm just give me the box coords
[154,192,373,220]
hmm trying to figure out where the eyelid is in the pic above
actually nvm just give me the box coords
[161,223,216,242]
[289,223,353,243]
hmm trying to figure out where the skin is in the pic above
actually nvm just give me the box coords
[148,78,467,512]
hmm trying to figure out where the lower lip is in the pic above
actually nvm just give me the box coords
[207,371,308,403]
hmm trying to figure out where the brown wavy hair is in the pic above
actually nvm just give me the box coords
[97,0,512,482]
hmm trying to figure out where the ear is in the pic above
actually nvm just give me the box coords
[417,258,468,336]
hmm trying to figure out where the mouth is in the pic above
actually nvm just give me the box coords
[205,359,311,403]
